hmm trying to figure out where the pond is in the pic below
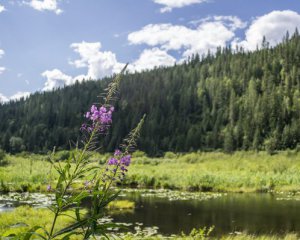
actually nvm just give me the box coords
[1,190,300,236]
[114,190,300,236]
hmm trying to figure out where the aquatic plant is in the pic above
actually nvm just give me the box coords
[4,64,145,239]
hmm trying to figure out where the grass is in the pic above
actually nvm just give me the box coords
[1,150,300,193]
[107,200,135,209]
[0,206,78,237]
[125,151,300,193]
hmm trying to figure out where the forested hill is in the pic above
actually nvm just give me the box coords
[1,33,300,155]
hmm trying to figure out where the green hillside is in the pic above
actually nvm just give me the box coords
[1,33,300,155]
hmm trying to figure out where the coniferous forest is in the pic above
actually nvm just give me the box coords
[1,33,300,156]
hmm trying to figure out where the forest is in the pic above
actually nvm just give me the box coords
[1,32,300,156]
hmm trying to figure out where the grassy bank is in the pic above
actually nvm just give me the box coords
[1,151,300,193]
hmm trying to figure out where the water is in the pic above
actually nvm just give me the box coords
[1,191,300,236]
[112,191,300,236]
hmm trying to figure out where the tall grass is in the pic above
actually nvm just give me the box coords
[2,151,300,193]
[126,151,300,192]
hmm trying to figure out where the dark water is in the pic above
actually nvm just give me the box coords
[112,192,300,236]
[2,192,300,236]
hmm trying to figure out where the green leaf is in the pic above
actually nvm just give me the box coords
[52,219,89,238]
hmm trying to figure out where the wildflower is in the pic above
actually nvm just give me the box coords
[120,155,131,166]
[82,104,114,133]
[47,185,51,191]
[114,149,122,156]
[120,166,128,172]
[108,157,118,165]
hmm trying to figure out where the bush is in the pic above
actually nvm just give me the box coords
[164,152,177,159]
[132,150,146,158]
[264,137,278,155]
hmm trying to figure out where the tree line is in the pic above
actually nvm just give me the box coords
[1,32,300,155]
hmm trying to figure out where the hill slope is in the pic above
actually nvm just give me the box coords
[1,34,300,155]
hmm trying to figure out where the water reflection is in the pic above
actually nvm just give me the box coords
[1,191,300,236]
[112,192,300,235]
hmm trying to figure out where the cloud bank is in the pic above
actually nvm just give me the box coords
[40,11,300,92]
[236,10,300,50]
[128,15,246,58]
[0,92,30,104]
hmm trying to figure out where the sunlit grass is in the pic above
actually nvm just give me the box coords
[0,206,78,237]
[1,150,300,193]
[126,151,300,193]
[107,200,135,210]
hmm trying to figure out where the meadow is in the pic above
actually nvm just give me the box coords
[1,150,300,193]
[1,150,300,239]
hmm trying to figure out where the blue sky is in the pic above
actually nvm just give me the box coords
[0,0,300,102]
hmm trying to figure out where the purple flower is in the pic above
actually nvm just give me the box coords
[47,185,51,191]
[91,105,97,113]
[120,166,128,172]
[83,105,114,132]
[100,106,107,113]
[114,149,122,156]
[108,157,118,165]
[120,155,131,167]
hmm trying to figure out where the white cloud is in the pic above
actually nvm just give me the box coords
[153,0,206,13]
[0,93,8,104]
[0,67,5,75]
[10,91,30,101]
[25,0,62,14]
[42,69,73,91]
[0,49,4,59]
[237,10,300,50]
[128,16,245,58]
[131,48,176,72]
[0,91,30,104]
[208,16,247,31]
[0,4,6,13]
[70,41,124,80]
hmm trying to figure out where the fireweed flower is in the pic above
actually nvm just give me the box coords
[47,184,51,191]
[81,104,114,133]
[108,157,118,165]
[104,150,132,183]
[114,149,121,156]
[120,155,131,166]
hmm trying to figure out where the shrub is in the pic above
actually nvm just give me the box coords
[164,152,177,159]
[132,150,146,158]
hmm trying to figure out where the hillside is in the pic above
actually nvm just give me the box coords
[1,33,300,155]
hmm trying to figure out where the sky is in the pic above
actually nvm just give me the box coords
[0,0,300,102]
